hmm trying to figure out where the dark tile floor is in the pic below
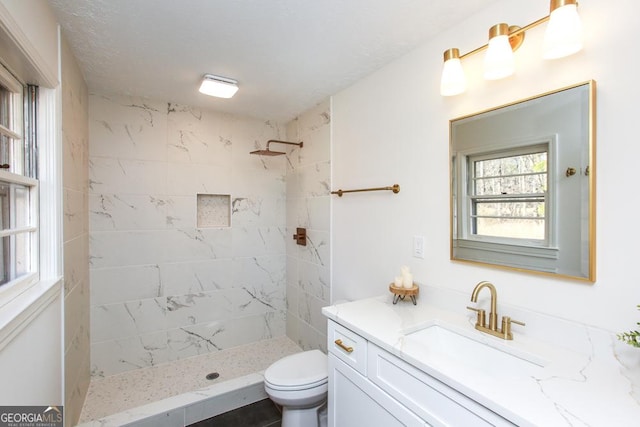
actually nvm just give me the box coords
[188,398,281,427]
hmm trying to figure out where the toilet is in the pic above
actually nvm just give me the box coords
[264,349,328,427]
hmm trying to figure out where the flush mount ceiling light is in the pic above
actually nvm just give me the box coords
[440,0,583,96]
[199,74,239,98]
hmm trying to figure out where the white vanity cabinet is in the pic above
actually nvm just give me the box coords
[329,355,426,426]
[328,320,514,427]
[328,321,426,427]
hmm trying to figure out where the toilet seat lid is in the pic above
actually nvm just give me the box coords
[264,349,327,388]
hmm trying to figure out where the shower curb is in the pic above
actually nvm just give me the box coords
[75,372,268,427]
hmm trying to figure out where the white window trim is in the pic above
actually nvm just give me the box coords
[465,143,549,247]
[37,84,62,280]
[0,84,62,351]
[0,64,22,94]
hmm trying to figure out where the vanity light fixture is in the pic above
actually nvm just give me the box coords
[440,0,583,96]
[199,74,239,98]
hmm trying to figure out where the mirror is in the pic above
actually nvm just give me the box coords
[450,81,595,281]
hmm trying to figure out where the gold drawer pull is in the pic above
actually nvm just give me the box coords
[334,339,353,353]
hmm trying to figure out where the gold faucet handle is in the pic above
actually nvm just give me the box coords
[502,316,525,339]
[466,306,486,328]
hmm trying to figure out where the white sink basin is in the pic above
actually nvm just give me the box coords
[403,323,545,379]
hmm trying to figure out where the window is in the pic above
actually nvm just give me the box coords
[467,144,548,245]
[0,64,38,292]
[453,137,560,273]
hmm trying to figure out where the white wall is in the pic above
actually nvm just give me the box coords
[0,0,59,87]
[332,0,640,333]
[0,296,62,404]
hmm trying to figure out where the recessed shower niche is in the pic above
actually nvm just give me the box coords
[197,193,231,228]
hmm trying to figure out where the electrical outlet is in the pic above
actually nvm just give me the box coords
[413,235,425,259]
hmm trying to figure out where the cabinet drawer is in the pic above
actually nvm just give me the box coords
[328,321,367,375]
[368,343,514,427]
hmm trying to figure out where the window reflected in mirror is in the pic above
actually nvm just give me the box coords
[469,146,548,241]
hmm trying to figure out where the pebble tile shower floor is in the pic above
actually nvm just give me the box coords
[79,336,301,423]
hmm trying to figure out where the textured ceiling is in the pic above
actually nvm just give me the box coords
[48,0,497,121]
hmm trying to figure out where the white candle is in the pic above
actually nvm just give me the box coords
[402,273,413,289]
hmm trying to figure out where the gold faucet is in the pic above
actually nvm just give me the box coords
[466,281,525,340]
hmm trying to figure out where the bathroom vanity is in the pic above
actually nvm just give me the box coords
[327,320,511,426]
[322,286,640,426]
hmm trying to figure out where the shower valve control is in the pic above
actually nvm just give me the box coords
[293,227,307,246]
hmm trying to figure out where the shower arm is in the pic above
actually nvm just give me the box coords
[266,139,303,150]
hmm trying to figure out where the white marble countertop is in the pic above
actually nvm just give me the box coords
[322,286,640,426]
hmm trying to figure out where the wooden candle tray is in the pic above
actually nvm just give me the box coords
[389,283,419,305]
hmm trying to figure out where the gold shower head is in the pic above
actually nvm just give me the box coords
[249,148,287,156]
[250,139,303,156]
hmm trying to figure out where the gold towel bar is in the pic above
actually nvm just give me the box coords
[331,184,400,197]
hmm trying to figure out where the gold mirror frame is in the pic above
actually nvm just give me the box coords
[450,81,596,281]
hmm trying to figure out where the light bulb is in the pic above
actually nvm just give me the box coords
[543,1,582,59]
[484,24,515,80]
[440,48,467,96]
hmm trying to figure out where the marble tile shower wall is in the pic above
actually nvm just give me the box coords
[61,35,90,427]
[285,100,331,352]
[89,94,288,377]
